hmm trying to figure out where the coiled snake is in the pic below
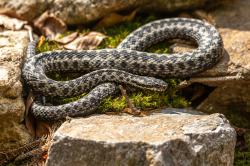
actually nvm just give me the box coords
[22,18,223,121]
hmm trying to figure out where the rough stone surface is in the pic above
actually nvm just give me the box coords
[46,109,236,166]
[0,30,32,151]
[0,0,49,21]
[51,0,221,25]
[0,0,220,25]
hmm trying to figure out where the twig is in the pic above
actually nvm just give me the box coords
[14,146,47,165]
[119,85,141,115]
[0,138,46,165]
[177,73,245,90]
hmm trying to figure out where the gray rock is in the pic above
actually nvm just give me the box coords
[0,29,32,151]
[0,0,49,21]
[0,0,220,25]
[51,0,221,25]
[50,0,141,25]
[46,109,236,166]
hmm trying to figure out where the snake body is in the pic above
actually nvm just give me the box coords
[22,18,223,121]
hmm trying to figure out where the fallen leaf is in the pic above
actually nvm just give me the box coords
[54,32,79,44]
[95,9,137,28]
[35,120,52,138]
[64,31,106,50]
[37,36,46,48]
[122,108,143,116]
[192,10,215,25]
[42,153,48,160]
[34,11,67,40]
[178,12,193,18]
[104,111,121,115]
[0,14,27,30]
[24,91,36,138]
[235,127,248,151]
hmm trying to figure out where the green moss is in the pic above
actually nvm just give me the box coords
[98,90,189,113]
[234,132,250,166]
[97,14,162,49]
[36,40,59,53]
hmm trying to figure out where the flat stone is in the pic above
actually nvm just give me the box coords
[46,109,236,166]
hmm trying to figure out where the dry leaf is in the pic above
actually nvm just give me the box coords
[192,10,215,25]
[104,111,121,115]
[178,12,193,18]
[34,11,67,40]
[64,31,106,50]
[24,91,36,138]
[38,36,46,48]
[35,121,52,138]
[0,14,27,30]
[24,113,36,138]
[122,108,142,116]
[42,153,48,160]
[122,108,135,115]
[54,32,79,44]
[95,9,137,28]
[24,91,52,138]
[235,127,248,151]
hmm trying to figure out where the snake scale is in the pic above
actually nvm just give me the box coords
[22,18,223,121]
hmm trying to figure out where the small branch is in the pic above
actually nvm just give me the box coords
[191,74,244,83]
[14,146,47,165]
[177,73,245,90]
[119,85,141,115]
[0,138,46,165]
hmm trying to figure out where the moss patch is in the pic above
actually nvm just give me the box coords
[36,40,59,53]
[234,131,250,166]
[98,80,189,113]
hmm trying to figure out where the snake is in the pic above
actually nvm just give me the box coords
[22,18,223,121]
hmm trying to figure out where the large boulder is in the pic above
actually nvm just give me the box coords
[0,0,221,25]
[46,109,236,166]
[50,0,220,25]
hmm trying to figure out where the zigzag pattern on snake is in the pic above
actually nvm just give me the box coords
[22,18,223,121]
